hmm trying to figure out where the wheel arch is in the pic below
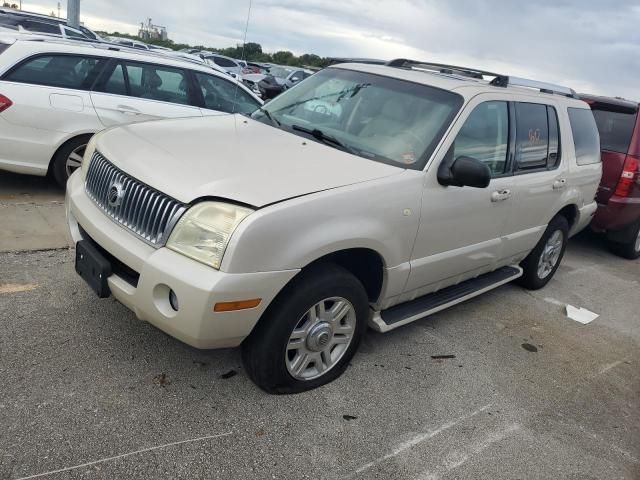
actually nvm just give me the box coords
[555,204,579,230]
[301,248,386,303]
[46,132,96,175]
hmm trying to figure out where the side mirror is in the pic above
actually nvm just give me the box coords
[438,156,491,188]
[290,76,300,83]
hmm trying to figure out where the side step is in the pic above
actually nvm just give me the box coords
[370,266,523,333]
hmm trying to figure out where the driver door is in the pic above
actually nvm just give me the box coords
[403,98,516,299]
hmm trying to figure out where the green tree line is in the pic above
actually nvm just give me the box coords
[100,32,332,68]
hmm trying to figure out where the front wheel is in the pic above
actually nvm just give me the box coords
[51,135,92,188]
[242,264,369,394]
[517,215,569,290]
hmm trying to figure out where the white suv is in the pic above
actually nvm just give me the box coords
[0,33,262,186]
[66,60,602,393]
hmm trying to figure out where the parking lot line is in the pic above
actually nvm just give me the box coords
[352,403,493,476]
[13,432,233,480]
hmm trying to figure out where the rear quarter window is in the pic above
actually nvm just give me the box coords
[2,54,105,90]
[591,109,637,154]
[568,108,601,165]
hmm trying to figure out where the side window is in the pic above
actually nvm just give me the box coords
[123,62,189,105]
[64,27,86,39]
[102,63,127,96]
[21,20,60,35]
[214,57,237,68]
[453,101,509,176]
[3,54,104,90]
[515,102,549,171]
[568,108,601,165]
[195,72,259,114]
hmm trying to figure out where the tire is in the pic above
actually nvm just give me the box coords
[517,215,569,290]
[608,221,640,260]
[50,135,93,189]
[242,264,369,394]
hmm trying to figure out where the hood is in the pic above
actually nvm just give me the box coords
[96,115,402,207]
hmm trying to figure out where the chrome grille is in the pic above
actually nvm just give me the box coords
[85,152,186,247]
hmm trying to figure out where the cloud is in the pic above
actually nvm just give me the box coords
[22,0,640,99]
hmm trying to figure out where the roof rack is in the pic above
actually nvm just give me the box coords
[386,58,577,98]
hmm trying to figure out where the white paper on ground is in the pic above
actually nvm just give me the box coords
[566,304,599,324]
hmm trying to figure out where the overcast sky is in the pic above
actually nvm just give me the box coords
[26,0,639,100]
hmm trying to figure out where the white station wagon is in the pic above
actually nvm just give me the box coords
[0,33,262,186]
[66,60,602,393]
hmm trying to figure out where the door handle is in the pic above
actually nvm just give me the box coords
[553,178,567,190]
[116,105,141,115]
[491,189,511,202]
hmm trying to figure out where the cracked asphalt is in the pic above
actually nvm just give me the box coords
[0,173,639,479]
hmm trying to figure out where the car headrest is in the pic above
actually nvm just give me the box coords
[142,69,162,89]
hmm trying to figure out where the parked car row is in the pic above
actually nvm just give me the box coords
[0,7,102,40]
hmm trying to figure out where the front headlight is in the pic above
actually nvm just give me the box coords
[166,202,253,269]
[81,134,97,179]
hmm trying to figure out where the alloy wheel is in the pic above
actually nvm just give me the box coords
[285,297,356,381]
[65,144,86,178]
[537,230,564,279]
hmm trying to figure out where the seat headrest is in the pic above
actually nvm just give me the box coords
[142,69,162,89]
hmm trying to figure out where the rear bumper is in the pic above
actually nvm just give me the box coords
[66,172,299,349]
[591,195,640,233]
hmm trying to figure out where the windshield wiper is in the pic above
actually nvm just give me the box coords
[291,125,358,155]
[257,107,280,127]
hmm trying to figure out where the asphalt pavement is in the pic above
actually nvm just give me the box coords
[0,174,638,479]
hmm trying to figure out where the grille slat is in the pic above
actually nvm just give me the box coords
[84,152,186,247]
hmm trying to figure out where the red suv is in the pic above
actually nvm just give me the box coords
[580,95,640,259]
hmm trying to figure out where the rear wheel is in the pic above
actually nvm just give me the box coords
[51,135,92,188]
[517,215,569,290]
[242,264,368,394]
[608,221,640,260]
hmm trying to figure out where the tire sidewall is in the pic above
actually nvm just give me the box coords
[520,216,569,289]
[51,136,91,188]
[242,265,369,394]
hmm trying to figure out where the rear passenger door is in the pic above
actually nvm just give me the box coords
[193,71,261,116]
[90,60,202,127]
[500,102,566,259]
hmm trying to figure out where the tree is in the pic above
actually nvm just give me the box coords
[272,50,295,65]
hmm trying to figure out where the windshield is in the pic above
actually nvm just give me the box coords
[252,67,463,169]
[268,66,293,79]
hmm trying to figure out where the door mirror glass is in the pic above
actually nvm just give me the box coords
[446,156,491,188]
[291,76,300,82]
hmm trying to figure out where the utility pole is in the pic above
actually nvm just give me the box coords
[67,0,79,27]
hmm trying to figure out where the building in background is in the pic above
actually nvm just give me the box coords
[138,18,167,41]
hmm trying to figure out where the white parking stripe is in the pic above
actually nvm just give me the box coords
[13,432,233,480]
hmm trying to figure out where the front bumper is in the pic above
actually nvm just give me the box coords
[66,172,299,349]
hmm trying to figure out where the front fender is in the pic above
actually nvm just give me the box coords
[222,171,424,274]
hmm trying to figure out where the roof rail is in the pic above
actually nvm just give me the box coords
[491,76,577,98]
[386,58,507,82]
[386,58,577,98]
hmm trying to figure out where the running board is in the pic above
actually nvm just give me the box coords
[370,266,523,333]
